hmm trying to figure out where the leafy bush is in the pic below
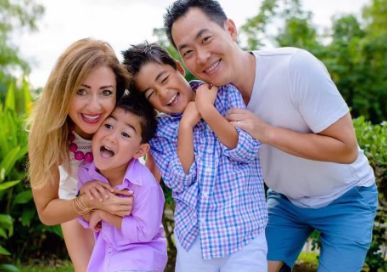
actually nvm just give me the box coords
[0,82,65,271]
[353,117,387,272]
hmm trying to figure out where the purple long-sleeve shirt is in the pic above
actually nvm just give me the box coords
[78,159,167,272]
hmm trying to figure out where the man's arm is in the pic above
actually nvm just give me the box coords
[228,110,358,163]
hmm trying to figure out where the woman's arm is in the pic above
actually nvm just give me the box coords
[33,167,133,225]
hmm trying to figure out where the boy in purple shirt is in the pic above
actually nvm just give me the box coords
[77,94,167,272]
[123,43,267,272]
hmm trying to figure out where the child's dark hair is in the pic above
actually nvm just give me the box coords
[116,91,157,143]
[164,0,227,48]
[122,42,176,78]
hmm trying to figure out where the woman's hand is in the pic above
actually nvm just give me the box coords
[94,190,134,217]
[80,180,114,201]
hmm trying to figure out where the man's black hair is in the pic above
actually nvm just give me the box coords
[164,0,227,48]
[116,91,157,143]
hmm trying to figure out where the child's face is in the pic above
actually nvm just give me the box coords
[134,62,194,114]
[69,65,117,139]
[92,107,148,174]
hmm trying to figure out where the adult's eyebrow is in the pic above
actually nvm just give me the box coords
[177,28,209,52]
[79,84,114,89]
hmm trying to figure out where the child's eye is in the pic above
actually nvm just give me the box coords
[121,132,130,138]
[102,89,113,96]
[182,49,193,58]
[145,90,154,100]
[161,76,169,84]
[104,123,112,129]
[76,89,87,96]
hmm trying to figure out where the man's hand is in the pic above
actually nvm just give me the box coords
[227,108,272,143]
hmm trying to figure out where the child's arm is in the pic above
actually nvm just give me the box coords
[101,182,164,243]
[178,101,201,173]
[195,84,238,149]
[150,119,198,194]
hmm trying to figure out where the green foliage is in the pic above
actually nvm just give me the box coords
[240,0,278,49]
[0,0,44,100]
[0,84,28,267]
[240,0,387,123]
[353,117,387,272]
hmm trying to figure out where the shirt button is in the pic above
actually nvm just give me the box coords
[203,192,209,199]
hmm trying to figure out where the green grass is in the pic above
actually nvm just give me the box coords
[18,261,73,272]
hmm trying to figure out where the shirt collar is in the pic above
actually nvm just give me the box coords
[123,158,143,186]
[83,158,144,187]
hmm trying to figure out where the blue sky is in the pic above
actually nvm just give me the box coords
[17,0,369,88]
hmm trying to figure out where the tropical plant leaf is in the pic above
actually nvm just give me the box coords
[22,78,33,115]
[0,228,7,238]
[20,208,35,227]
[13,190,32,205]
[0,245,11,255]
[0,180,21,191]
[0,147,21,177]
[46,225,63,238]
[0,263,19,271]
[5,82,16,111]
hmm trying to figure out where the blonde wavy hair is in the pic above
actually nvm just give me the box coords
[28,38,130,189]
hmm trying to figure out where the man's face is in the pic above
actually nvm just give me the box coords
[171,7,239,86]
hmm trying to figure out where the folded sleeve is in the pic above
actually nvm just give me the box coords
[150,136,197,193]
[218,84,261,162]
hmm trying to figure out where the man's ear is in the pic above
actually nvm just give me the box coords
[225,19,238,41]
[176,61,186,76]
[134,143,150,159]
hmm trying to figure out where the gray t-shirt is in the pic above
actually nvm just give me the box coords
[248,47,374,208]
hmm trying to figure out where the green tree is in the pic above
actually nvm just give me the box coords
[0,0,44,99]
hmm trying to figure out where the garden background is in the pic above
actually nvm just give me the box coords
[0,0,386,271]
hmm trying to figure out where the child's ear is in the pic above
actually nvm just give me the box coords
[175,61,186,76]
[134,143,150,159]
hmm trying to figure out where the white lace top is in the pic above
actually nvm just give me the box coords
[58,132,91,200]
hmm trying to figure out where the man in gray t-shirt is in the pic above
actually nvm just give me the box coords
[163,1,377,271]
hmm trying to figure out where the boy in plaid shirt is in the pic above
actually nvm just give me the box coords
[123,43,267,272]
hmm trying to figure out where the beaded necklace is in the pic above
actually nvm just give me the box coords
[69,132,93,163]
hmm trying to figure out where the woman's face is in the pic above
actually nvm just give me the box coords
[68,65,117,139]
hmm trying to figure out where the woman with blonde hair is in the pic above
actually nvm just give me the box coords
[28,38,133,271]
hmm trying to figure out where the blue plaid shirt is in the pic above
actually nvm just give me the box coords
[150,82,267,259]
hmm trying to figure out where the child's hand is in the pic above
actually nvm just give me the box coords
[181,101,201,128]
[89,210,103,232]
[195,83,218,114]
[80,180,114,202]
